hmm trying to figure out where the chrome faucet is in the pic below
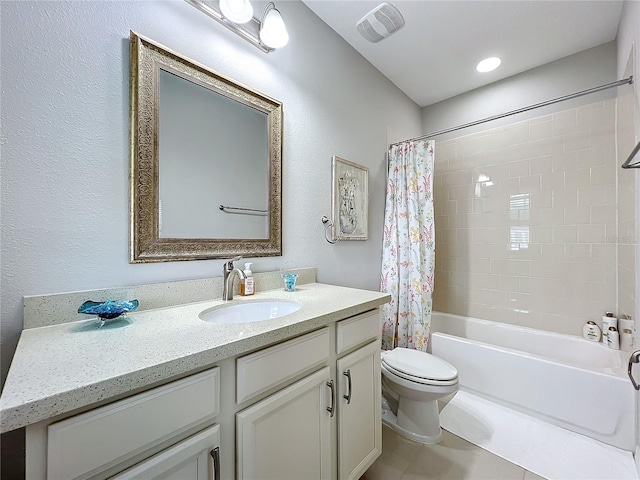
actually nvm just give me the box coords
[223,256,246,301]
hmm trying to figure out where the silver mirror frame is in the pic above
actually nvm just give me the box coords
[129,31,282,263]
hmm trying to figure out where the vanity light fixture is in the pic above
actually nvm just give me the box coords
[219,0,253,24]
[476,56,502,73]
[184,0,288,53]
[259,3,289,49]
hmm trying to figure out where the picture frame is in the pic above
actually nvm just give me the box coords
[331,156,369,241]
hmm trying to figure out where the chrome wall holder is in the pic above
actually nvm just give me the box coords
[321,216,339,244]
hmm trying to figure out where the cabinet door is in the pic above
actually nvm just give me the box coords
[111,424,220,480]
[236,367,332,480]
[337,341,382,480]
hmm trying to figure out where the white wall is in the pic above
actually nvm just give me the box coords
[0,0,422,387]
[422,42,618,141]
[617,0,640,324]
[617,1,640,84]
[615,0,640,475]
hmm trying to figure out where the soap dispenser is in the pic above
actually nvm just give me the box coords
[240,262,254,296]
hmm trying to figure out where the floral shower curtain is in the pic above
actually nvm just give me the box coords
[380,139,435,351]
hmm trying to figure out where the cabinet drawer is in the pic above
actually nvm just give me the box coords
[111,424,220,480]
[336,309,380,355]
[47,368,220,480]
[237,328,330,404]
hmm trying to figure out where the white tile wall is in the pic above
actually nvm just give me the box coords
[616,78,638,323]
[433,98,635,336]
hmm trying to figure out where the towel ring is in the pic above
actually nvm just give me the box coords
[321,216,339,244]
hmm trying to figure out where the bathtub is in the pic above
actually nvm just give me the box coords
[429,312,635,451]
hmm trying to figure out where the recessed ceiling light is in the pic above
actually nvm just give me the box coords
[476,56,502,73]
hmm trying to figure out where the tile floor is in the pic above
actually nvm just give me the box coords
[362,425,546,480]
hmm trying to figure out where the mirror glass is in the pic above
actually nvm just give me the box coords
[130,31,282,262]
[158,70,269,240]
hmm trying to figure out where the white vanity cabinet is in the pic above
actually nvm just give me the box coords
[235,327,332,480]
[24,305,383,480]
[235,309,381,480]
[27,368,221,480]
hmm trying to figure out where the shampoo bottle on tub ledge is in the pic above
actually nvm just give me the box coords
[583,321,601,342]
[602,312,617,344]
[621,329,635,351]
[608,326,620,350]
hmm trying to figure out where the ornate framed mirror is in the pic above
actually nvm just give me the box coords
[129,31,282,263]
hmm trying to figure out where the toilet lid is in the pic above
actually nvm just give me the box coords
[382,348,457,382]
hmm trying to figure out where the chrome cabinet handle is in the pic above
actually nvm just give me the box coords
[343,370,352,404]
[210,446,220,480]
[628,351,640,390]
[326,380,336,417]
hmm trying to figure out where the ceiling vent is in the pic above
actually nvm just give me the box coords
[356,2,405,43]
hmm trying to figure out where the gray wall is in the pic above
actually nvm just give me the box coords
[0,0,422,387]
[422,41,618,141]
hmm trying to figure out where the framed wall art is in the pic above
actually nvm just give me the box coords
[331,156,369,241]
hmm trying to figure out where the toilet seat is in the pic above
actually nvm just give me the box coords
[382,348,458,386]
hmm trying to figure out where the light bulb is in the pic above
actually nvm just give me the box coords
[219,0,253,24]
[259,5,288,49]
[476,56,502,73]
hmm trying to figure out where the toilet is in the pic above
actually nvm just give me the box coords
[381,347,458,444]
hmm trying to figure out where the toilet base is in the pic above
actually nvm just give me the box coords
[381,397,443,444]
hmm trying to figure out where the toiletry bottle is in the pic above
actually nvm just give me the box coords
[240,262,254,296]
[619,314,634,334]
[582,321,601,342]
[608,326,620,350]
[622,328,635,352]
[602,312,617,344]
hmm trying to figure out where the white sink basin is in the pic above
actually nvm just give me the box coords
[199,301,301,324]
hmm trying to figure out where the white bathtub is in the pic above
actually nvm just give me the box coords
[429,312,635,451]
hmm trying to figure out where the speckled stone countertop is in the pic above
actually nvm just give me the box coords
[0,283,390,433]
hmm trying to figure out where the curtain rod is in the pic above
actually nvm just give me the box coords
[390,76,634,148]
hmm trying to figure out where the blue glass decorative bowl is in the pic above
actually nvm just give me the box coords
[78,299,139,327]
